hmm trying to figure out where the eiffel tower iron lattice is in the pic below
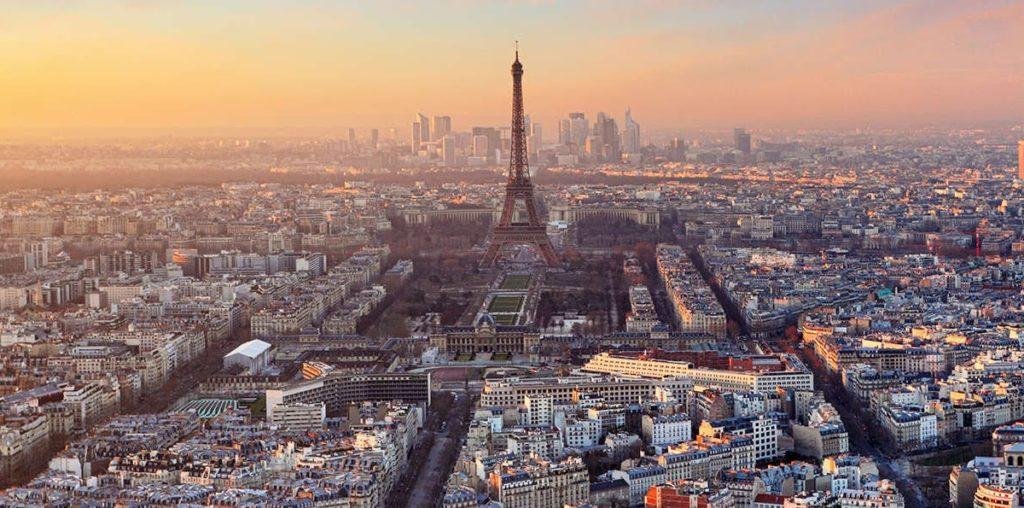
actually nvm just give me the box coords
[481,49,559,267]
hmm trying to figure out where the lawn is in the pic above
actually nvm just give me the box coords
[492,313,518,325]
[499,274,531,290]
[488,295,524,313]
[492,352,511,361]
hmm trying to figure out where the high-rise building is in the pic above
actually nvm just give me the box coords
[412,113,430,154]
[473,135,489,158]
[585,135,600,159]
[432,115,451,141]
[623,107,640,154]
[1018,140,1024,180]
[529,122,542,156]
[348,128,356,150]
[500,126,512,159]
[588,114,602,159]
[569,112,588,153]
[411,121,421,155]
[442,135,456,166]
[558,118,571,145]
[669,137,686,162]
[592,112,621,162]
[734,128,752,156]
[418,113,430,142]
[472,127,501,162]
[370,128,379,149]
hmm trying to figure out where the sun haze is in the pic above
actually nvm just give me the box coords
[1,0,1021,135]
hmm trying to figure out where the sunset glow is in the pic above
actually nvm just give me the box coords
[2,0,1022,135]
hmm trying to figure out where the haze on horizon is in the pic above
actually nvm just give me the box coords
[1,0,1022,137]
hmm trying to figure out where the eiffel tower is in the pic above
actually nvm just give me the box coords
[481,48,559,267]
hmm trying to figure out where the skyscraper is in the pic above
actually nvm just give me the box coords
[472,127,500,162]
[529,122,542,156]
[591,112,621,162]
[411,120,420,154]
[442,135,456,166]
[568,112,588,154]
[558,118,571,145]
[348,128,357,150]
[500,126,512,160]
[412,113,430,154]
[432,116,452,141]
[473,134,489,158]
[603,117,620,162]
[370,128,379,150]
[669,137,686,162]
[623,107,640,154]
[734,128,751,156]
[1018,140,1024,180]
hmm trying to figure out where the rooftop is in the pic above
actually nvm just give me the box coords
[226,339,272,359]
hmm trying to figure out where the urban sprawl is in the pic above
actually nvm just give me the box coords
[2,58,1024,508]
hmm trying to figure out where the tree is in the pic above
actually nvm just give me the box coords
[785,325,800,342]
[726,320,742,338]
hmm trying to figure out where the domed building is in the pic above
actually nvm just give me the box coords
[428,312,540,355]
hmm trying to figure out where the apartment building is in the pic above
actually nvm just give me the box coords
[581,352,813,392]
[480,376,657,408]
[488,456,589,508]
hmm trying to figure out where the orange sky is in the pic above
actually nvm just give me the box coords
[1,1,1022,136]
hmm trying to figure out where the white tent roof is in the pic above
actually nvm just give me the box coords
[226,339,271,359]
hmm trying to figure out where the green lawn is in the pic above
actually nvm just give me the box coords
[492,313,518,325]
[499,274,531,290]
[488,295,524,313]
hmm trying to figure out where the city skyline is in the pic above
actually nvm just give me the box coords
[2,1,1023,137]
[4,3,1024,507]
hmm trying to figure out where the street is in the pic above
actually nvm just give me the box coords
[385,390,477,508]
[691,244,931,508]
[132,330,250,414]
[792,345,929,508]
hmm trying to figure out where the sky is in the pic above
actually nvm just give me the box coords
[0,0,1022,136]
